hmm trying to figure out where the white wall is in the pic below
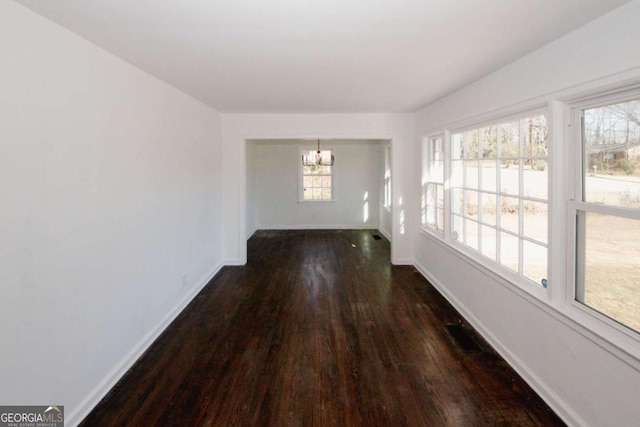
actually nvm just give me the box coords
[0,2,224,426]
[414,2,640,426]
[222,114,414,265]
[246,141,258,238]
[378,141,392,240]
[248,139,380,229]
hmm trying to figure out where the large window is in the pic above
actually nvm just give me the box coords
[422,112,549,287]
[573,96,640,334]
[451,114,548,286]
[419,86,640,358]
[300,148,334,201]
[422,134,445,234]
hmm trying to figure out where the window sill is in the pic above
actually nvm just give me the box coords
[419,225,444,240]
[418,228,640,370]
[558,300,640,367]
[297,199,337,204]
[420,227,548,297]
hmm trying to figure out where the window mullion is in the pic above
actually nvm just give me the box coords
[518,119,525,278]
[575,209,586,303]
[571,200,640,220]
[462,132,468,245]
[478,129,484,254]
[444,130,452,242]
[496,125,502,263]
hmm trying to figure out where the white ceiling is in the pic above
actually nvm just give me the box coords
[15,0,630,113]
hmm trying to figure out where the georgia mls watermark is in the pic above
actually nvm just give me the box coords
[0,406,64,427]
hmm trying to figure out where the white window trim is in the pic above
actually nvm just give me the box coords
[559,88,640,361]
[427,109,550,292]
[418,84,640,368]
[298,145,336,203]
[421,132,447,238]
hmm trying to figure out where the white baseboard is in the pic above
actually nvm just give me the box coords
[246,226,257,240]
[256,224,379,230]
[413,261,584,427]
[377,227,391,242]
[66,262,223,427]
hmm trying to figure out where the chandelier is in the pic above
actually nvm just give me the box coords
[301,139,335,166]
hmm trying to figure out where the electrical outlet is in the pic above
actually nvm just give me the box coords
[182,274,187,287]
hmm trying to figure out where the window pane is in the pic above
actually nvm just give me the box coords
[500,232,519,274]
[464,161,479,189]
[500,161,519,195]
[481,193,497,227]
[303,189,312,200]
[426,183,436,206]
[436,184,444,209]
[423,134,445,231]
[426,205,436,227]
[481,160,497,192]
[583,100,640,208]
[431,137,444,161]
[523,161,547,199]
[482,126,497,158]
[500,196,519,234]
[431,161,444,183]
[321,166,331,175]
[303,176,312,188]
[500,121,520,158]
[523,241,547,285]
[437,161,445,183]
[437,208,444,232]
[481,225,497,261]
[312,176,322,187]
[322,176,332,188]
[465,130,479,159]
[452,187,463,216]
[522,118,532,156]
[321,188,332,200]
[465,190,479,220]
[452,133,464,160]
[312,188,322,199]
[466,220,479,251]
[451,160,463,188]
[523,115,548,157]
[452,214,464,243]
[523,201,548,244]
[577,212,640,332]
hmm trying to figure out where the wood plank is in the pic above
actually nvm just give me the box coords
[80,230,564,426]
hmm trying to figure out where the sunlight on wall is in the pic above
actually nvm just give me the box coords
[399,197,405,235]
[363,191,369,223]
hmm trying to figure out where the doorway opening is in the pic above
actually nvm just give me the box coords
[244,138,393,259]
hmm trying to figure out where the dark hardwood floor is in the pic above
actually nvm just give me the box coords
[80,230,564,426]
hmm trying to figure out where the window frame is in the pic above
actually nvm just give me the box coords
[566,89,640,341]
[422,108,550,292]
[298,146,336,203]
[418,84,640,366]
[421,133,447,237]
